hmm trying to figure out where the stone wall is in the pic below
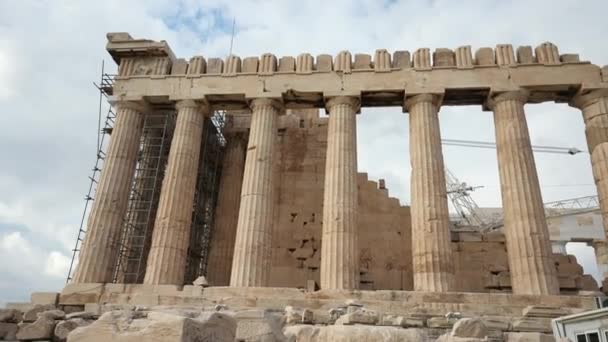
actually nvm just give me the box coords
[215,109,597,294]
[268,109,412,290]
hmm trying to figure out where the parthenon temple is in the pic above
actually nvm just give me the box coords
[6,32,608,341]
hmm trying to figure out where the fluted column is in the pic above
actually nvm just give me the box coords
[144,100,208,285]
[73,101,144,283]
[593,241,608,282]
[572,90,608,236]
[206,132,246,286]
[230,98,281,287]
[320,96,360,290]
[490,90,559,295]
[405,94,454,292]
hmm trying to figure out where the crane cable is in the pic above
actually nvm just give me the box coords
[442,138,585,155]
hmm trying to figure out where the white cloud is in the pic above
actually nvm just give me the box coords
[1,0,607,303]
[45,251,71,278]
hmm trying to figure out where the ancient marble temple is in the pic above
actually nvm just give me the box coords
[23,32,608,341]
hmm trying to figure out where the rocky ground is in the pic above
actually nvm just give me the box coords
[0,300,567,341]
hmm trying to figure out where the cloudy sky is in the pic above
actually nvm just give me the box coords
[1,0,607,305]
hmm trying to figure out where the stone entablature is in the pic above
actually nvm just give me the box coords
[106,33,607,109]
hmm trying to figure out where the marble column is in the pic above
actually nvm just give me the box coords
[490,90,559,295]
[593,241,608,283]
[405,94,454,292]
[572,90,608,236]
[320,96,360,290]
[144,100,208,285]
[73,101,145,283]
[230,98,281,287]
[206,132,246,286]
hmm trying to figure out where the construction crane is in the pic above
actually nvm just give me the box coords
[445,168,489,228]
[443,138,596,231]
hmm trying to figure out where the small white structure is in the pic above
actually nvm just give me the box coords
[553,307,608,341]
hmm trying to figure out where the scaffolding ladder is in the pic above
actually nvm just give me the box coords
[66,64,116,283]
[185,112,227,283]
[112,112,176,283]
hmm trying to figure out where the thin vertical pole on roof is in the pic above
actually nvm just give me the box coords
[229,17,236,56]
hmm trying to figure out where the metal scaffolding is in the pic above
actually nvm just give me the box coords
[184,112,226,283]
[68,61,228,284]
[66,63,116,283]
[112,112,176,283]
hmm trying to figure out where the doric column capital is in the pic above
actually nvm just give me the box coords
[570,89,608,110]
[175,99,211,115]
[113,100,150,113]
[248,98,284,113]
[486,89,529,110]
[403,93,442,112]
[325,96,360,113]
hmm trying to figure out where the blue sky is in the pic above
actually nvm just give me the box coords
[0,0,607,305]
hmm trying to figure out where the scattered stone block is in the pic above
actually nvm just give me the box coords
[328,307,347,323]
[335,307,379,325]
[40,309,66,320]
[511,317,552,333]
[402,315,427,328]
[66,311,99,320]
[68,310,236,342]
[0,322,18,340]
[451,318,488,338]
[522,305,567,318]
[61,305,85,314]
[379,314,405,327]
[31,292,59,305]
[83,303,101,315]
[482,316,511,331]
[284,306,313,325]
[427,316,458,329]
[0,308,22,323]
[504,332,556,341]
[23,304,56,322]
[16,315,56,341]
[285,325,427,341]
[54,318,91,342]
[192,276,209,287]
[235,311,286,342]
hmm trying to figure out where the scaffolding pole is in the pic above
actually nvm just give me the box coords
[113,112,176,283]
[66,63,116,283]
